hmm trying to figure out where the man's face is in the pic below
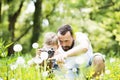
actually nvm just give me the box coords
[58,31,74,51]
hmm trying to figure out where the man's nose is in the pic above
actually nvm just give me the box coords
[62,42,67,46]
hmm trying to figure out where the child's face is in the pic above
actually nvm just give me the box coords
[47,44,58,51]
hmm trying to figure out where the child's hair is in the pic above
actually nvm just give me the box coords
[29,32,58,69]
[43,32,58,46]
[36,32,58,57]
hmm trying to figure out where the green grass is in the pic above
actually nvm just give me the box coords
[0,55,120,80]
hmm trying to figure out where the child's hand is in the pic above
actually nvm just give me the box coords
[36,48,42,57]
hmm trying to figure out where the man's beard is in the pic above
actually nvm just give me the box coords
[62,40,74,51]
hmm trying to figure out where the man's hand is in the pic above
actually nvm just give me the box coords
[49,52,67,64]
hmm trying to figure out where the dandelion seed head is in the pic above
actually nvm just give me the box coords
[110,58,115,63]
[10,64,17,70]
[105,69,111,74]
[0,78,3,80]
[42,71,48,77]
[72,68,77,72]
[13,44,22,52]
[40,52,48,60]
[16,57,25,65]
[33,57,43,64]
[32,43,39,49]
[11,78,15,80]
[27,59,34,66]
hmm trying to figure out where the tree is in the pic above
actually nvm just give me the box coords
[8,0,24,55]
[30,0,43,48]
[89,0,120,56]
[0,0,2,22]
[0,0,120,57]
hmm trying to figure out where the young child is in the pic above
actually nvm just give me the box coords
[28,32,58,69]
[36,32,58,58]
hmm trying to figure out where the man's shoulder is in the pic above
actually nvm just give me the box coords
[75,32,87,36]
[75,32,88,40]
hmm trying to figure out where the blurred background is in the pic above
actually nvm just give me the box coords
[0,0,120,57]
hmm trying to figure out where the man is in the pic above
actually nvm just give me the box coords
[53,24,105,80]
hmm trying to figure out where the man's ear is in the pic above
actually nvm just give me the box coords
[57,45,59,48]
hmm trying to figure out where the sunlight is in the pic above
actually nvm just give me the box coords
[42,19,49,27]
[25,1,35,14]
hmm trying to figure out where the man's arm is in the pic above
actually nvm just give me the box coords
[64,38,89,58]
[66,41,89,57]
[51,38,90,61]
[51,34,90,63]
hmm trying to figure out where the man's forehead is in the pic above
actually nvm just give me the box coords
[57,31,71,37]
[58,32,72,40]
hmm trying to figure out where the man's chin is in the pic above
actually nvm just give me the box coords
[63,48,69,51]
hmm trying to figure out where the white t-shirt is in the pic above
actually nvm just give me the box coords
[58,32,93,69]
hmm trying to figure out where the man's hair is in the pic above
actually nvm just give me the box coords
[57,24,73,36]
[44,32,58,45]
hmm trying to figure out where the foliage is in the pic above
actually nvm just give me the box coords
[0,0,120,56]
[0,54,120,80]
[0,1,120,80]
[0,39,13,57]
[88,0,120,56]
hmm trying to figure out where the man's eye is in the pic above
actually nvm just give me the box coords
[65,40,68,42]
[59,40,62,42]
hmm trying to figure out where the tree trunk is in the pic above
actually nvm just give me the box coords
[30,0,42,48]
[0,0,2,22]
[8,1,24,56]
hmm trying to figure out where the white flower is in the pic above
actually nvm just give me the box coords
[105,69,111,74]
[13,44,23,52]
[42,71,48,77]
[33,57,43,64]
[42,19,49,27]
[40,52,48,60]
[10,64,17,70]
[16,56,25,65]
[27,59,34,66]
[72,68,77,72]
[110,58,115,63]
[10,78,15,80]
[32,43,39,49]
[0,77,3,80]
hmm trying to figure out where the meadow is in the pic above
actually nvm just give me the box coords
[0,54,120,80]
